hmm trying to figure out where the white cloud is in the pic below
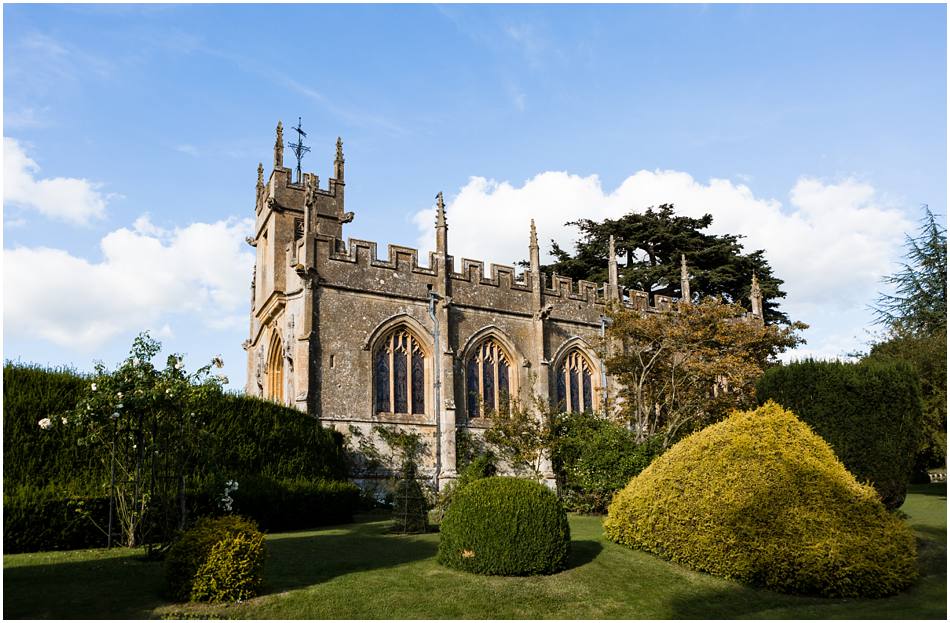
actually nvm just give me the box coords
[3,137,109,225]
[4,216,255,349]
[175,144,200,156]
[412,169,913,358]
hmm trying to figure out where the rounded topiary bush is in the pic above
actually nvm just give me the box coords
[438,476,570,576]
[165,515,266,603]
[604,401,918,598]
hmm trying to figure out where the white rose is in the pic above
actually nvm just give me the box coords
[91,383,97,391]
[38,418,52,430]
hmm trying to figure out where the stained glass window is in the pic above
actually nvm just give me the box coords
[411,348,425,415]
[557,349,596,413]
[467,357,480,418]
[466,339,512,419]
[374,328,426,416]
[374,347,390,413]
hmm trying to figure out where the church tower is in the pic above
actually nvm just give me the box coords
[244,121,349,411]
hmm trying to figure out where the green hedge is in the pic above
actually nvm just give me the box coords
[552,411,663,513]
[194,393,349,483]
[3,485,112,553]
[438,477,570,576]
[3,363,357,552]
[3,363,349,493]
[756,358,923,509]
[3,364,100,493]
[604,402,918,598]
[229,477,360,532]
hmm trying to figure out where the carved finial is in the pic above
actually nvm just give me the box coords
[336,137,344,162]
[529,219,538,248]
[750,271,763,319]
[333,137,345,181]
[680,254,691,303]
[274,121,284,168]
[607,235,619,301]
[436,192,446,228]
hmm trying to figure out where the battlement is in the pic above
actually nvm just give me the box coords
[254,121,760,323]
[319,236,681,314]
[327,238,436,277]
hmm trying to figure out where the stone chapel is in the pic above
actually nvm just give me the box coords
[244,122,765,489]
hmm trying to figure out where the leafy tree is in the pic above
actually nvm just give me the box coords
[873,206,947,336]
[543,204,790,324]
[483,397,555,482]
[606,297,805,447]
[869,206,947,471]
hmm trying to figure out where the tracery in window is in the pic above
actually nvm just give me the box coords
[466,339,512,418]
[374,329,426,415]
[556,349,595,413]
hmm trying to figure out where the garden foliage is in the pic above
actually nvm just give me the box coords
[165,515,265,603]
[431,452,497,524]
[756,358,923,509]
[3,361,354,552]
[604,402,918,598]
[606,297,805,448]
[551,411,663,513]
[438,477,570,576]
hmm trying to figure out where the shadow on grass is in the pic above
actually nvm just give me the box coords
[3,552,165,619]
[262,519,438,594]
[908,483,947,499]
[566,539,603,570]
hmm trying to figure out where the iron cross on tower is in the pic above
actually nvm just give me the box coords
[288,116,310,184]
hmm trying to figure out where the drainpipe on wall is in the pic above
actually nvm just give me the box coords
[428,287,442,489]
[599,314,612,417]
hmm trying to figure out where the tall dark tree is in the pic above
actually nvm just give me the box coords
[543,204,789,325]
[873,206,947,336]
[868,206,947,472]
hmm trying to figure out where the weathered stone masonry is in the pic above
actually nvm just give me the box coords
[244,123,763,489]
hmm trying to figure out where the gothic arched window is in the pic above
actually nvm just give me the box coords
[466,339,512,418]
[374,328,426,416]
[556,349,595,413]
[265,332,284,403]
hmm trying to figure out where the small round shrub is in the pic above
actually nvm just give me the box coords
[165,515,265,603]
[437,476,570,576]
[604,401,918,598]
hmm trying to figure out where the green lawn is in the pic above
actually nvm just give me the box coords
[4,483,946,619]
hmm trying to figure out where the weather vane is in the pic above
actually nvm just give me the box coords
[288,116,310,184]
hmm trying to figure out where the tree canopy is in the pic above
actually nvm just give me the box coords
[606,297,806,448]
[873,206,947,337]
[542,204,790,324]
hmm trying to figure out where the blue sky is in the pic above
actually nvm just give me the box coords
[4,3,947,389]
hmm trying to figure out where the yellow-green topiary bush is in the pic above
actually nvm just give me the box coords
[604,401,918,598]
[165,515,266,603]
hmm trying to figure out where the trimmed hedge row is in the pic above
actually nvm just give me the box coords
[756,358,923,509]
[604,402,918,598]
[3,486,112,553]
[3,363,358,552]
[230,477,360,532]
[3,364,100,493]
[438,477,570,576]
[4,478,360,553]
[4,363,350,492]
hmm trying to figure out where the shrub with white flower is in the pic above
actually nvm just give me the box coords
[218,479,240,513]
[38,417,52,430]
[68,331,230,549]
